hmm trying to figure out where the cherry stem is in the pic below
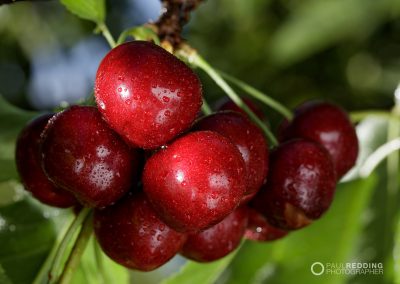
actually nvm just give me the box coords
[58,212,94,284]
[116,26,160,46]
[201,98,212,115]
[191,54,278,146]
[217,70,293,120]
[359,137,400,177]
[98,22,116,48]
[48,207,91,284]
[32,215,74,284]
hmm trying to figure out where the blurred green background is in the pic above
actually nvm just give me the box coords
[1,0,400,284]
[1,0,400,114]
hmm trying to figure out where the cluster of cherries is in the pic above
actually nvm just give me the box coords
[15,41,358,271]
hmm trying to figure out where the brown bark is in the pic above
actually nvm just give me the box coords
[156,0,205,47]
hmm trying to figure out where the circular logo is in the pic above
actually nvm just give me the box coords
[311,262,325,276]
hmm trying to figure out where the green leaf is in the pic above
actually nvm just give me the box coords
[0,264,12,284]
[355,170,400,284]
[393,213,400,284]
[0,199,57,284]
[0,180,25,207]
[225,176,377,284]
[0,95,37,157]
[71,237,130,284]
[60,0,105,24]
[268,0,394,66]
[350,115,400,284]
[0,160,18,182]
[161,243,242,284]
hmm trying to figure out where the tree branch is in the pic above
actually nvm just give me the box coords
[156,0,205,47]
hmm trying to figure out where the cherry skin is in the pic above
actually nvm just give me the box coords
[95,41,202,149]
[142,131,246,233]
[216,97,266,122]
[180,206,248,262]
[251,139,336,230]
[41,106,140,208]
[15,114,78,208]
[94,193,187,271]
[244,207,288,242]
[194,111,268,196]
[239,190,257,206]
[279,101,358,179]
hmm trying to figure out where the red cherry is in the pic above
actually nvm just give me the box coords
[252,139,336,230]
[194,112,268,196]
[244,207,288,242]
[94,193,187,271]
[279,101,358,179]
[216,97,266,122]
[142,131,246,233]
[41,106,140,208]
[239,191,257,206]
[95,41,202,149]
[180,206,248,262]
[15,114,78,208]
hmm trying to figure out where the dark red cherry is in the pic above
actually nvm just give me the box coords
[251,139,336,230]
[94,193,186,271]
[15,114,78,208]
[95,41,202,149]
[194,112,268,196]
[279,101,358,179]
[41,106,139,208]
[239,191,257,206]
[142,131,246,233]
[180,206,248,262]
[244,207,288,242]
[216,97,266,122]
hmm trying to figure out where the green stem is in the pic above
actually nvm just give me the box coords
[94,239,109,284]
[350,110,394,123]
[359,138,400,178]
[218,70,293,120]
[117,27,134,46]
[201,98,212,115]
[98,22,116,48]
[116,26,160,46]
[58,213,94,284]
[48,207,91,283]
[32,215,73,284]
[192,54,278,146]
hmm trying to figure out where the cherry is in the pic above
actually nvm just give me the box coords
[251,139,336,230]
[142,131,246,233]
[95,41,202,149]
[216,97,266,122]
[194,112,268,196]
[279,101,358,179]
[180,206,248,262]
[41,106,139,208]
[239,191,257,206]
[244,207,288,242]
[15,114,78,208]
[94,193,186,271]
